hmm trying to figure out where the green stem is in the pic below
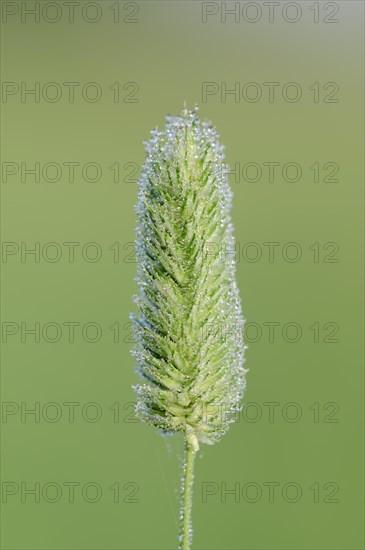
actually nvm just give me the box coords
[179,435,197,550]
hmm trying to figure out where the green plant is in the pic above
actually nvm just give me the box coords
[132,107,247,549]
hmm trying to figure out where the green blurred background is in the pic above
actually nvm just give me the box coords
[1,1,364,548]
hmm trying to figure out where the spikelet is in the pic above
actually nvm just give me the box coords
[132,107,247,451]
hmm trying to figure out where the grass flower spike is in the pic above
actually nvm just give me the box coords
[132,107,247,549]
